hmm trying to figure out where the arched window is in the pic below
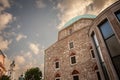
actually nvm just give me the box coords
[55,73,60,80]
[93,65,101,80]
[72,70,79,80]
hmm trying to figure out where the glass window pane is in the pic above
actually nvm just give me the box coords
[98,47,104,62]
[112,56,120,77]
[106,36,120,57]
[71,56,76,64]
[99,21,114,39]
[116,11,120,21]
[69,28,73,34]
[55,62,59,68]
[91,50,95,58]
[93,34,99,47]
[73,75,79,80]
[96,72,101,80]
[69,42,74,49]
[93,34,104,62]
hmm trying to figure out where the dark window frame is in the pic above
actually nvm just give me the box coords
[91,32,109,80]
[70,55,76,64]
[55,78,60,80]
[96,71,101,80]
[90,49,95,58]
[98,19,120,79]
[69,28,73,35]
[73,75,79,80]
[55,61,59,69]
[69,42,74,49]
[115,10,120,22]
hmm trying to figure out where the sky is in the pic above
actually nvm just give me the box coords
[0,0,118,79]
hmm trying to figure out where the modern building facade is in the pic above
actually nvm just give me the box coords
[89,1,120,80]
[45,1,120,80]
[0,50,6,77]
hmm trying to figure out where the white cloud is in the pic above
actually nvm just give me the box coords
[0,12,13,31]
[0,36,11,50]
[0,0,12,31]
[15,55,25,64]
[24,52,32,58]
[16,34,27,42]
[35,0,46,8]
[0,0,10,11]
[0,0,13,51]
[56,0,117,30]
[29,43,40,55]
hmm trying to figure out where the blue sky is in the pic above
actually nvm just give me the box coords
[0,0,117,79]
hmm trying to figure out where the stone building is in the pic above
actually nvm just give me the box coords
[0,50,6,77]
[45,1,120,80]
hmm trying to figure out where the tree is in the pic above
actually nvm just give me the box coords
[25,67,42,80]
[0,75,11,80]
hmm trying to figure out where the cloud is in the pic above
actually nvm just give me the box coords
[24,52,32,58]
[16,34,27,42]
[0,0,13,51]
[0,12,13,31]
[4,56,11,71]
[0,0,10,11]
[56,0,117,30]
[29,43,40,55]
[15,55,25,64]
[17,25,21,29]
[35,0,46,8]
[0,0,12,31]
[0,36,11,50]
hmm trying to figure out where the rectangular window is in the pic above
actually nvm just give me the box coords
[69,42,74,49]
[69,28,73,35]
[55,61,59,69]
[99,20,120,78]
[90,49,95,58]
[96,71,101,80]
[71,56,76,64]
[73,75,79,80]
[55,79,60,80]
[91,32,109,80]
[115,10,120,21]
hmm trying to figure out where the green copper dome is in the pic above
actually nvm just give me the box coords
[64,14,96,27]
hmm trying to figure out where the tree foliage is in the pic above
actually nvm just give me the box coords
[25,67,42,80]
[0,75,11,80]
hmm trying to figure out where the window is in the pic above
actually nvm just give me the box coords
[55,73,60,80]
[72,70,79,80]
[91,32,109,80]
[96,71,101,80]
[99,20,120,78]
[90,49,95,58]
[70,56,76,64]
[55,78,60,80]
[73,75,79,80]
[69,42,74,49]
[94,65,101,80]
[55,61,59,69]
[69,28,73,34]
[115,10,120,21]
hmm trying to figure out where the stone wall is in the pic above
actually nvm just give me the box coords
[45,19,98,80]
